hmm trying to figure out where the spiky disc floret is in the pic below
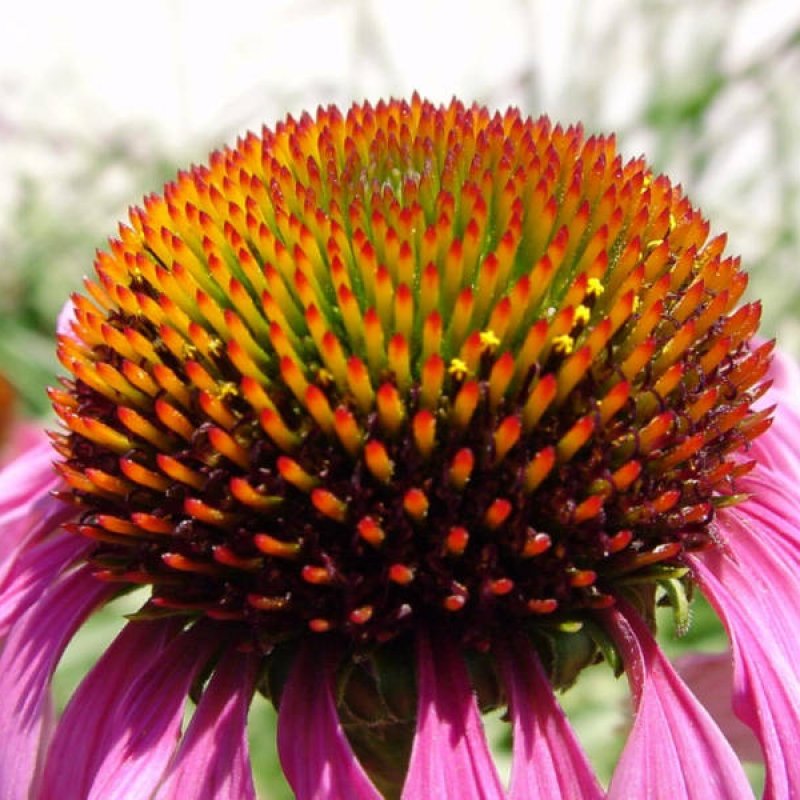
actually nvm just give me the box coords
[52,97,771,654]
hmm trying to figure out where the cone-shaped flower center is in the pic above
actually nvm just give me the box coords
[52,97,770,668]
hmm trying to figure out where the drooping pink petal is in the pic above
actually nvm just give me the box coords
[770,345,800,390]
[736,475,800,565]
[0,531,88,637]
[749,398,800,478]
[605,606,753,800]
[75,623,218,800]
[749,346,800,476]
[498,637,603,800]
[154,649,258,800]
[672,652,762,763]
[402,630,505,800]
[0,437,65,581]
[0,566,111,800]
[38,618,182,800]
[0,435,56,520]
[685,345,800,797]
[713,502,800,665]
[277,642,382,800]
[690,548,800,800]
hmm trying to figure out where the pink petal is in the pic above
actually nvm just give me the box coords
[686,346,800,797]
[736,475,800,566]
[672,652,762,763]
[605,606,753,800]
[277,642,382,800]
[0,438,64,581]
[38,618,182,800]
[154,649,258,800]
[713,501,800,666]
[402,630,505,800]
[764,345,800,396]
[0,435,55,519]
[691,547,800,800]
[748,346,800,488]
[498,638,603,800]
[0,531,88,638]
[78,623,218,800]
[749,395,800,477]
[0,566,110,799]
[57,298,78,339]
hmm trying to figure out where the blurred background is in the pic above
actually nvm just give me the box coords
[1,0,797,796]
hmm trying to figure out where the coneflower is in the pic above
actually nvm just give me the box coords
[1,96,797,799]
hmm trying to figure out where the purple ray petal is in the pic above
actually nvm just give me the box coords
[38,618,182,800]
[0,531,88,638]
[749,406,800,486]
[56,299,78,338]
[735,476,800,569]
[0,438,65,582]
[0,566,111,799]
[691,546,800,800]
[749,347,800,480]
[402,630,505,800]
[605,606,753,800]
[153,649,258,800]
[277,642,382,800]
[74,623,218,800]
[765,345,800,395]
[672,652,762,763]
[712,501,800,663]
[0,436,56,521]
[498,637,603,800]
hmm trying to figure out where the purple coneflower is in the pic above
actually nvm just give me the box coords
[1,97,798,799]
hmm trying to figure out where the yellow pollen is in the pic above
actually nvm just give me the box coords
[219,382,238,398]
[669,213,677,232]
[479,330,500,350]
[645,238,664,252]
[552,335,574,355]
[632,297,642,313]
[586,277,605,297]
[448,358,469,379]
[574,306,591,326]
[316,367,335,386]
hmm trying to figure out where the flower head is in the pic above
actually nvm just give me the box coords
[2,96,799,799]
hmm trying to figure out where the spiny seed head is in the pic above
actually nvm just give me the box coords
[53,96,771,655]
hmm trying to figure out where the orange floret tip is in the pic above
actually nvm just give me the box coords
[403,488,429,521]
[364,440,394,483]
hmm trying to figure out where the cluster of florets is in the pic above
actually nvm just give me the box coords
[52,97,770,656]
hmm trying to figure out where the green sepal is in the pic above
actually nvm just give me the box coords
[659,577,692,637]
[616,583,658,631]
[582,618,624,677]
[537,620,600,690]
[551,619,584,634]
[334,638,418,800]
[614,564,689,584]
